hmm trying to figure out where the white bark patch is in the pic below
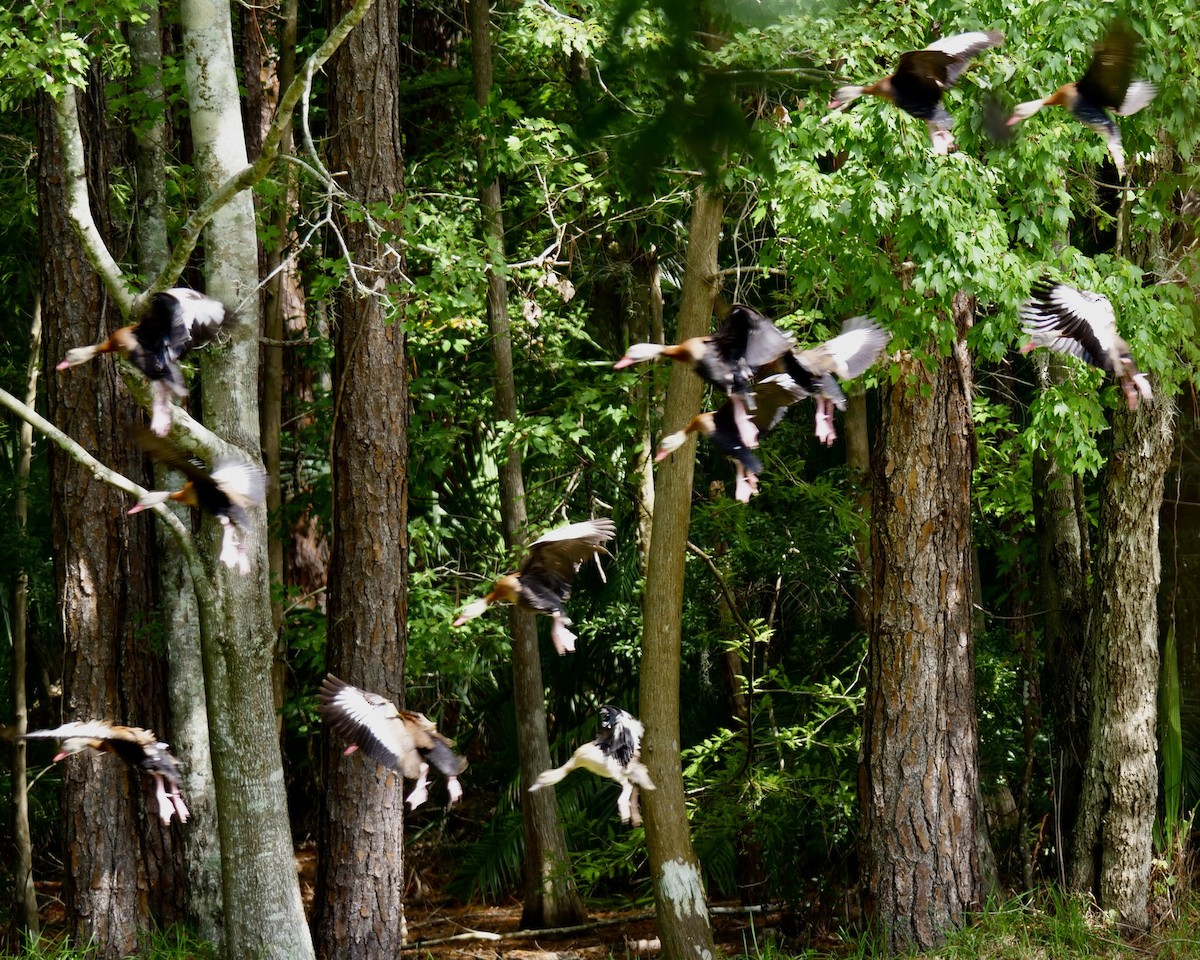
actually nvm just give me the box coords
[659,859,709,924]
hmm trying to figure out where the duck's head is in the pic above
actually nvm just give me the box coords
[614,342,665,369]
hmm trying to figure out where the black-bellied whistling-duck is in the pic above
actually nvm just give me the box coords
[1006,21,1155,177]
[16,721,189,824]
[656,373,809,502]
[318,675,467,810]
[614,304,797,446]
[657,406,764,503]
[529,705,655,826]
[828,31,1004,154]
[453,518,615,655]
[128,430,266,573]
[56,289,234,436]
[1019,277,1151,410]
[780,316,892,445]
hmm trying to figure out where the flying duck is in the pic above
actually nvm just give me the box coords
[17,721,189,824]
[530,706,655,826]
[614,304,798,446]
[56,289,235,436]
[1019,277,1151,410]
[128,430,266,573]
[779,315,892,445]
[828,30,1004,154]
[453,518,615,655]
[318,675,467,810]
[1006,21,1155,176]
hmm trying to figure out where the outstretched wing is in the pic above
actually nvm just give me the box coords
[133,429,214,485]
[159,289,233,358]
[1078,21,1138,110]
[710,304,795,371]
[1021,279,1123,372]
[522,518,616,583]
[751,374,807,434]
[922,30,1004,86]
[317,675,424,779]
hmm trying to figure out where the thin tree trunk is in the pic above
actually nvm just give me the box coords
[129,11,222,934]
[313,0,409,951]
[1032,357,1092,877]
[11,294,42,940]
[639,185,722,960]
[468,0,585,928]
[40,85,153,959]
[862,295,981,953]
[845,393,871,633]
[1068,391,1174,931]
[256,0,303,720]
[180,0,314,955]
[630,251,662,566]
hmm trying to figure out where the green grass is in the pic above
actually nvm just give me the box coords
[731,886,1200,960]
[0,926,216,960]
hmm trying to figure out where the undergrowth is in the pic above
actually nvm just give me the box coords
[734,887,1200,960]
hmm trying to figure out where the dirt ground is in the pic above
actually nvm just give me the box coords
[396,900,789,959]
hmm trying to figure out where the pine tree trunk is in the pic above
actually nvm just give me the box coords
[312,0,409,952]
[129,12,222,933]
[11,296,42,940]
[1068,392,1173,930]
[639,185,722,960]
[180,0,314,955]
[39,86,153,959]
[467,0,585,928]
[862,298,981,953]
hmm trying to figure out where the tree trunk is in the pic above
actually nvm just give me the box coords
[1067,392,1174,931]
[639,185,722,960]
[1032,357,1093,873]
[844,393,871,633]
[39,86,153,959]
[861,296,980,953]
[10,294,42,940]
[467,0,585,928]
[180,1,314,955]
[312,0,409,952]
[129,12,222,933]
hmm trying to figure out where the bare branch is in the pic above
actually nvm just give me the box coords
[0,387,205,581]
[54,91,135,316]
[149,0,379,294]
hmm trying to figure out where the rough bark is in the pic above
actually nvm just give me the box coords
[11,295,42,940]
[862,298,981,953]
[129,12,222,933]
[468,0,586,928]
[1067,392,1174,930]
[180,0,314,955]
[1032,358,1093,869]
[39,86,154,958]
[845,393,871,633]
[639,186,723,960]
[312,0,409,952]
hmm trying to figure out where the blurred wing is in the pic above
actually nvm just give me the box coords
[21,720,120,743]
[606,709,643,767]
[162,289,232,355]
[924,30,1004,85]
[712,305,794,370]
[1021,280,1122,371]
[133,429,212,484]
[752,374,806,433]
[317,675,423,778]
[523,518,616,580]
[820,317,892,380]
[1078,21,1137,109]
[210,459,267,509]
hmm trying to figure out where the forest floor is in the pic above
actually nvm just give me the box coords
[395,900,806,960]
